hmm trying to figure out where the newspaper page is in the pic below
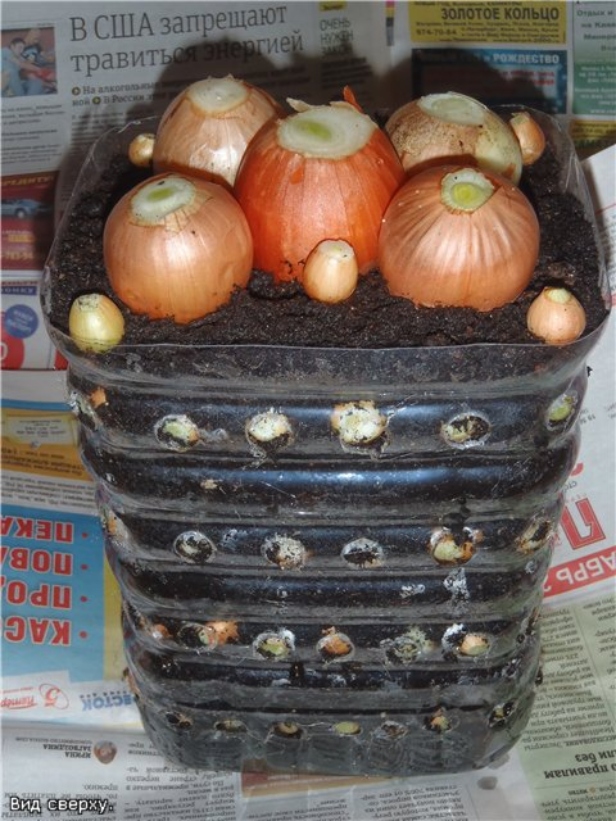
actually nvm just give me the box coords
[389,0,616,154]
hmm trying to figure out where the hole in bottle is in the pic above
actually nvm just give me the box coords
[154,414,200,450]
[425,709,454,734]
[442,624,491,657]
[176,622,212,649]
[331,401,388,451]
[381,627,430,664]
[332,721,362,736]
[271,721,303,739]
[341,537,385,568]
[262,535,306,570]
[516,518,554,554]
[317,628,354,661]
[429,527,475,565]
[546,392,578,430]
[488,701,517,728]
[214,719,247,734]
[173,531,216,564]
[254,629,295,660]
[375,721,407,739]
[441,412,491,448]
[164,711,192,728]
[245,409,294,456]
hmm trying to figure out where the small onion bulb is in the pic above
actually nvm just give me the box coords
[128,133,156,168]
[303,239,359,303]
[152,75,283,187]
[378,165,540,311]
[509,111,546,165]
[527,287,586,345]
[68,293,125,353]
[385,92,523,184]
[103,173,253,324]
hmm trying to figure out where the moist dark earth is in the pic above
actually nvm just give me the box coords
[47,140,608,351]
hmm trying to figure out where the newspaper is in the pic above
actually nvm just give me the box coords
[1,2,615,819]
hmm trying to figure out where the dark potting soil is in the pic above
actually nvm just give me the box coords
[47,144,608,352]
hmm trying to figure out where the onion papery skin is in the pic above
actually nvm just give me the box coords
[103,173,253,324]
[152,76,283,188]
[509,111,546,166]
[527,287,586,345]
[234,106,406,283]
[303,239,359,303]
[385,92,523,185]
[68,293,125,353]
[378,165,540,311]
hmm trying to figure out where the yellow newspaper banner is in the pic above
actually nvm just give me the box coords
[570,119,616,155]
[409,1,567,45]
[1,407,90,482]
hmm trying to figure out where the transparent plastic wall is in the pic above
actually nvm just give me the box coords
[42,111,610,776]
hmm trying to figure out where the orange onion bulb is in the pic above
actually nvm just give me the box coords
[385,92,523,184]
[378,165,540,311]
[509,111,546,166]
[527,287,586,345]
[103,173,253,324]
[152,75,283,187]
[234,100,406,283]
[128,132,156,168]
[303,239,359,303]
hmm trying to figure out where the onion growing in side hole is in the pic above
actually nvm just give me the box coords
[527,287,586,345]
[378,165,540,311]
[303,239,359,303]
[385,92,523,184]
[234,99,406,283]
[151,75,283,187]
[68,293,125,353]
[103,173,253,324]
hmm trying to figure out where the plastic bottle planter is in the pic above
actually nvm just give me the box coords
[42,113,610,777]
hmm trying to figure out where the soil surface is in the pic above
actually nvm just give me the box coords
[47,141,608,350]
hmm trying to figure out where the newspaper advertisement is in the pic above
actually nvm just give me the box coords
[2,2,616,819]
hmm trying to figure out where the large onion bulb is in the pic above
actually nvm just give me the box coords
[103,173,253,323]
[378,165,540,311]
[385,92,523,184]
[152,75,283,187]
[234,100,406,282]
